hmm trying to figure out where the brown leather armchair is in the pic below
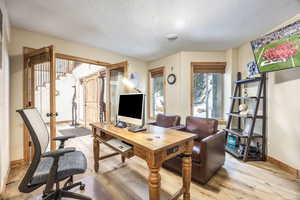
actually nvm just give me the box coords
[163,116,225,184]
[148,114,181,128]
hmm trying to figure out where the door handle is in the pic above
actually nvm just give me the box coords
[46,112,58,117]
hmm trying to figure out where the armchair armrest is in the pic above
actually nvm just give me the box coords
[198,130,225,182]
[42,147,76,158]
[53,135,76,149]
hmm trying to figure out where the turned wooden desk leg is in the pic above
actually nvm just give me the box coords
[182,141,193,200]
[148,167,161,200]
[93,129,100,172]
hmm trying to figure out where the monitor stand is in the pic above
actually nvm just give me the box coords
[128,126,146,132]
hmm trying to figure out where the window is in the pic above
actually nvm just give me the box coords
[191,62,226,119]
[148,67,165,119]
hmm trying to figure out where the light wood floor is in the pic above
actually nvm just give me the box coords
[2,130,300,200]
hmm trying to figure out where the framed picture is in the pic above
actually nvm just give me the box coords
[251,19,300,73]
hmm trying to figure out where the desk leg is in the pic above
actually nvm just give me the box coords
[121,155,125,163]
[148,166,161,200]
[93,136,100,172]
[182,141,193,200]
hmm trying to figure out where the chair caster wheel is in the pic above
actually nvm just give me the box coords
[80,184,85,190]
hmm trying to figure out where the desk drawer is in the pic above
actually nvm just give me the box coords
[134,146,146,160]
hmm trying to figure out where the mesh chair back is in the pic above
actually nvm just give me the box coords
[23,108,49,153]
[17,108,50,192]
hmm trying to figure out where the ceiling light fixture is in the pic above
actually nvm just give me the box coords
[165,33,178,41]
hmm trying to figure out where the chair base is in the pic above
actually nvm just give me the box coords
[42,180,91,200]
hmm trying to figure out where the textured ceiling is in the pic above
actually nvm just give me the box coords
[5,0,300,61]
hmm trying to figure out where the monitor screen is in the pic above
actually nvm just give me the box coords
[118,94,144,120]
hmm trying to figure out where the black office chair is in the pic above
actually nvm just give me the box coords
[17,108,91,200]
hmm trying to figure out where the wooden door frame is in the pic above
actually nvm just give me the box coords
[106,61,128,122]
[22,46,111,164]
[23,46,56,162]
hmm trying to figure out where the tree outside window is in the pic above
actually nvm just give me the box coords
[193,73,223,119]
[152,76,164,116]
[148,67,165,119]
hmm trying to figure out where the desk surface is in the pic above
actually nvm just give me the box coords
[90,123,196,152]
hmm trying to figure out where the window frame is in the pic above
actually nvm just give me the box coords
[190,62,226,120]
[148,66,166,120]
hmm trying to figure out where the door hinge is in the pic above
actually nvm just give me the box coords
[29,141,32,147]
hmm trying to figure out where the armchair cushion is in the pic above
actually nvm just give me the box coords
[31,151,87,185]
[185,116,218,140]
[154,114,181,128]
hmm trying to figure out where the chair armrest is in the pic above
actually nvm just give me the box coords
[170,125,186,131]
[53,135,76,149]
[199,130,225,181]
[53,135,75,141]
[42,147,76,158]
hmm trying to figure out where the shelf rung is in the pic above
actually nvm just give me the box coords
[230,96,263,100]
[227,113,264,119]
[235,77,262,84]
[224,128,263,138]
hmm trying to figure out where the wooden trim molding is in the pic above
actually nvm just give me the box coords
[56,53,110,67]
[267,156,299,178]
[191,62,226,73]
[147,66,166,120]
[10,159,26,169]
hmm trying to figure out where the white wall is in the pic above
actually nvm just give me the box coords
[237,14,300,170]
[148,51,228,120]
[0,0,10,194]
[9,27,147,161]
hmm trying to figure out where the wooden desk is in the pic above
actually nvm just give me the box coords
[90,123,196,200]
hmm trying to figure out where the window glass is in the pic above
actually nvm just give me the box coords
[193,73,223,119]
[152,75,164,116]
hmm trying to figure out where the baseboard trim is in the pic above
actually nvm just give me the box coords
[0,165,10,195]
[10,159,25,169]
[267,156,299,178]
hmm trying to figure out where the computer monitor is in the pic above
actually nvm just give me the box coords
[117,93,145,126]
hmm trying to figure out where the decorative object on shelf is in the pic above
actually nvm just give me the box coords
[242,88,248,97]
[246,61,260,78]
[226,135,238,149]
[167,66,176,85]
[239,103,249,117]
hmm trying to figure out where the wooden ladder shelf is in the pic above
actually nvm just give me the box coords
[225,72,267,162]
